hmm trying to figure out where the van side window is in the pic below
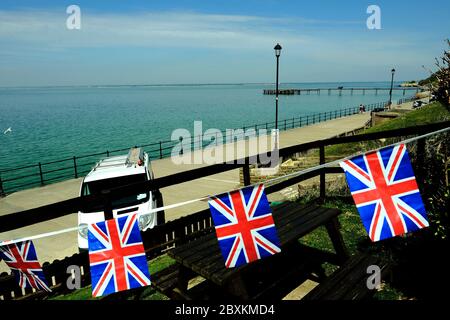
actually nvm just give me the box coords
[82,184,91,196]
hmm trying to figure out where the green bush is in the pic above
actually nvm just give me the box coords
[414,132,450,240]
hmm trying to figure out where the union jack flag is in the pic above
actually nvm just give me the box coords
[0,240,51,292]
[340,144,429,242]
[208,184,281,268]
[88,214,151,297]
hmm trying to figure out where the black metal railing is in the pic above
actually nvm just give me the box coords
[397,97,418,105]
[0,101,390,195]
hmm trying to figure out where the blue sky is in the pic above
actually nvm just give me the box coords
[0,0,449,86]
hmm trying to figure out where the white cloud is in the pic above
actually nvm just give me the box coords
[0,10,309,50]
[0,8,429,57]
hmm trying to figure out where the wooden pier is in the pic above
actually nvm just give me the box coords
[263,87,421,96]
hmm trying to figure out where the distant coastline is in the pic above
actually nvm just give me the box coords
[0,81,407,90]
[399,81,419,87]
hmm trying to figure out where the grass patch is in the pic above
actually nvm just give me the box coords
[326,102,450,157]
[368,102,450,132]
[298,198,366,255]
[149,254,176,274]
[52,285,97,301]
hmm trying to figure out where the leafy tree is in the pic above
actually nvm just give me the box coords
[434,39,450,108]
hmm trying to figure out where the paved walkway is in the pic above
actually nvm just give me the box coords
[0,112,372,270]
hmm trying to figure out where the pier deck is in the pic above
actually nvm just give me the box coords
[263,87,421,95]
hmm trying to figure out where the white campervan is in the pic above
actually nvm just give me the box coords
[77,148,164,251]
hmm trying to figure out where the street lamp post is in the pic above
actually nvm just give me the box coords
[389,68,396,109]
[274,43,282,130]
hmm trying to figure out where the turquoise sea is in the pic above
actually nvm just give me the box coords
[0,81,414,192]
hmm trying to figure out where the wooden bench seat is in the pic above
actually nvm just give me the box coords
[165,202,351,300]
[152,243,337,301]
[303,253,390,300]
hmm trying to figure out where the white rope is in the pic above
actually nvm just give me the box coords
[1,125,449,247]
[261,125,450,187]
[0,227,80,247]
[0,196,210,246]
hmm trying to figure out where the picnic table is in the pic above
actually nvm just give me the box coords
[164,202,350,300]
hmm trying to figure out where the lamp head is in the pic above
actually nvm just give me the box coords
[274,43,282,57]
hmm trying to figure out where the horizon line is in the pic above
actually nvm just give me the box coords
[0,80,407,89]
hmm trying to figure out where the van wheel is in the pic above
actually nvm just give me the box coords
[155,190,165,225]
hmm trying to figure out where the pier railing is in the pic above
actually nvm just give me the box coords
[397,96,418,105]
[0,101,390,195]
[263,87,422,95]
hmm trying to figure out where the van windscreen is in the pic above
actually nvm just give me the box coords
[82,173,149,211]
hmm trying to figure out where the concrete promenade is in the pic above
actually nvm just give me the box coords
[0,111,373,270]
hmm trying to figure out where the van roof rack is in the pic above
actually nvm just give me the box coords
[126,147,144,167]
[92,156,126,171]
[91,147,144,171]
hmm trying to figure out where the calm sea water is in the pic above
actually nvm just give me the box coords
[0,81,413,190]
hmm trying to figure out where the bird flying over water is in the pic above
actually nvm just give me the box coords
[3,127,12,134]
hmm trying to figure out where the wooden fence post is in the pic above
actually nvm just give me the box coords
[319,145,326,201]
[243,161,251,186]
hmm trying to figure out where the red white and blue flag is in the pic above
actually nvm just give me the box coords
[340,144,429,242]
[88,214,151,297]
[0,240,51,292]
[208,184,281,268]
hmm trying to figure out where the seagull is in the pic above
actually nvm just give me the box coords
[3,127,12,134]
